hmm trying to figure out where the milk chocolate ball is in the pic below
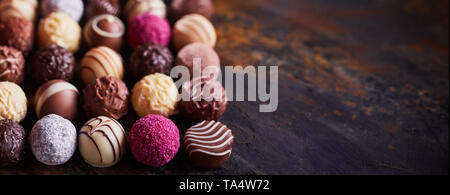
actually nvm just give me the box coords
[0,46,25,84]
[84,14,125,51]
[170,0,213,21]
[84,0,121,20]
[0,17,34,54]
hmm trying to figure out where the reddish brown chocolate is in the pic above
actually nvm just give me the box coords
[31,44,75,84]
[129,43,173,80]
[183,120,233,170]
[170,0,214,21]
[84,14,125,51]
[0,46,25,84]
[180,77,227,123]
[0,17,34,55]
[0,119,26,167]
[176,43,220,80]
[82,76,129,120]
[34,80,79,120]
[84,0,121,20]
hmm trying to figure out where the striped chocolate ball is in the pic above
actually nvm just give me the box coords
[80,46,124,85]
[172,14,216,51]
[78,116,126,168]
[84,14,125,51]
[34,80,79,120]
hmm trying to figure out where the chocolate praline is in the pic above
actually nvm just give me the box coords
[31,44,75,84]
[0,17,34,54]
[0,46,25,84]
[180,77,227,123]
[170,0,214,21]
[0,119,26,167]
[84,14,125,52]
[176,43,220,79]
[84,0,121,21]
[129,43,173,80]
[82,76,130,120]
[34,80,79,120]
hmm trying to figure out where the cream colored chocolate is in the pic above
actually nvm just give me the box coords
[79,116,126,168]
[80,46,124,85]
[125,0,166,22]
[34,80,79,120]
[38,12,82,52]
[172,14,216,51]
[0,0,38,22]
[131,73,178,117]
[0,81,27,122]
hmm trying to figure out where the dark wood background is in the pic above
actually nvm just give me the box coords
[0,0,448,175]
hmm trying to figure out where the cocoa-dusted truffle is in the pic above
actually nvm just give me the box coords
[31,45,75,84]
[84,14,125,52]
[176,42,221,79]
[129,43,173,80]
[0,46,25,84]
[170,0,214,21]
[0,119,26,167]
[84,0,121,21]
[180,77,227,123]
[0,17,34,54]
[83,76,130,120]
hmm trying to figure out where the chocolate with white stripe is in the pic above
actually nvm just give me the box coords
[184,120,233,169]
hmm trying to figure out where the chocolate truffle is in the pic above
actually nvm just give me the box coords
[31,44,75,84]
[0,17,34,54]
[0,0,38,22]
[0,46,25,84]
[0,120,26,167]
[125,0,167,22]
[129,43,173,80]
[180,77,227,123]
[38,12,82,52]
[34,80,79,120]
[184,120,234,169]
[84,14,125,52]
[130,114,180,167]
[40,0,84,22]
[82,76,129,120]
[128,13,171,48]
[0,82,27,122]
[84,0,121,20]
[170,0,213,21]
[79,116,126,168]
[176,42,221,79]
[80,46,124,85]
[172,14,216,51]
[30,114,77,166]
[131,73,179,117]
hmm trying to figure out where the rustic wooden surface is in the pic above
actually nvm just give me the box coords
[0,0,448,175]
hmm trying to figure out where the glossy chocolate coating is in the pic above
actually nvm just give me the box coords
[31,44,75,84]
[84,0,120,20]
[34,80,79,120]
[0,46,25,84]
[0,119,26,167]
[170,0,213,21]
[129,43,173,80]
[84,14,125,51]
[82,76,130,120]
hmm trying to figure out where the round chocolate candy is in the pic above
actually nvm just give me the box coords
[180,77,227,123]
[176,42,221,80]
[170,0,213,21]
[40,0,84,22]
[0,46,25,84]
[80,46,124,85]
[38,12,82,52]
[129,43,173,80]
[0,0,38,22]
[0,82,27,123]
[184,120,234,169]
[125,0,167,22]
[34,80,79,121]
[127,13,171,48]
[84,14,125,52]
[84,0,121,20]
[31,44,75,84]
[82,76,130,120]
[0,16,34,54]
[172,14,216,51]
[79,116,126,168]
[0,119,26,167]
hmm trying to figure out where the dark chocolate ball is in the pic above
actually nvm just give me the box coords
[179,77,227,123]
[0,46,25,84]
[31,44,75,84]
[129,43,173,80]
[0,119,26,167]
[0,17,34,55]
[84,0,121,20]
[82,76,130,120]
[170,0,214,21]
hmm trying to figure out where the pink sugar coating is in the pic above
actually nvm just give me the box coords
[127,13,171,48]
[129,114,180,167]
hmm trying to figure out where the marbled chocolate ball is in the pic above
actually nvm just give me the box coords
[31,44,75,84]
[0,17,34,54]
[34,80,79,120]
[0,46,25,84]
[84,0,121,20]
[129,43,173,80]
[84,14,125,52]
[0,120,26,167]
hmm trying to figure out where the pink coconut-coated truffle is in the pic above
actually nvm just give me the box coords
[130,114,180,167]
[127,13,171,48]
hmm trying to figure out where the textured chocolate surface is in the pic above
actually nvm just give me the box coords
[82,76,130,120]
[180,77,227,123]
[0,46,25,84]
[183,120,233,170]
[0,17,34,54]
[170,0,213,21]
[129,43,173,80]
[176,42,220,79]
[84,0,120,21]
[0,120,25,167]
[31,45,75,84]
[84,14,125,52]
